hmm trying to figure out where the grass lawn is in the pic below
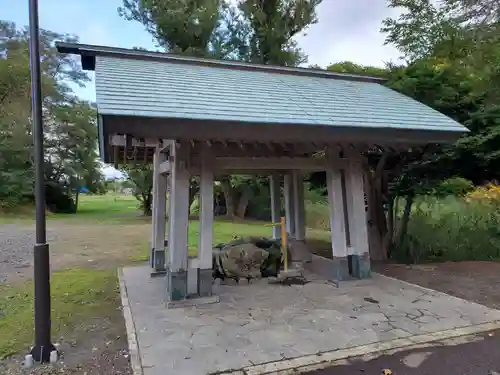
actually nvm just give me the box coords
[0,268,119,358]
[0,193,330,360]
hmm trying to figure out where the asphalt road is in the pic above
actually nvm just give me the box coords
[307,330,500,375]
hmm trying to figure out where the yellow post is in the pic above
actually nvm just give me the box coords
[280,216,287,272]
[264,218,288,273]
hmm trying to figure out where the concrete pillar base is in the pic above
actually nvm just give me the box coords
[350,253,371,279]
[153,250,166,272]
[150,239,168,275]
[166,269,188,302]
[150,270,167,278]
[166,295,219,309]
[332,256,350,281]
[197,268,213,297]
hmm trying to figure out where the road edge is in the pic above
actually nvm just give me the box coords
[118,267,143,375]
[216,321,500,375]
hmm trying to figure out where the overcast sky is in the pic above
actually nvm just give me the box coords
[2,0,402,178]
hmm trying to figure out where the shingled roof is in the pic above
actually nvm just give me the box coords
[56,42,469,163]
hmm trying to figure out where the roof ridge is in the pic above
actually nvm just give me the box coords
[56,42,387,84]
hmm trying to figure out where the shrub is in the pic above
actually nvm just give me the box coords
[466,183,500,203]
[394,196,500,263]
[434,177,474,197]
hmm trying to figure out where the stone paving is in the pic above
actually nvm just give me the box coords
[121,265,500,375]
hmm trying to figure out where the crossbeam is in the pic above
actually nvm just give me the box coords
[214,157,340,171]
[159,156,349,175]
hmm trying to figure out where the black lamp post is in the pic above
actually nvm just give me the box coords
[28,0,56,363]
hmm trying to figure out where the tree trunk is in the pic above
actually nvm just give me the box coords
[394,193,414,250]
[236,185,252,219]
[142,189,152,216]
[383,196,395,259]
[220,176,235,218]
[364,153,389,261]
[74,189,80,212]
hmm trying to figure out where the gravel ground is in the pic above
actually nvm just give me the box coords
[0,225,60,283]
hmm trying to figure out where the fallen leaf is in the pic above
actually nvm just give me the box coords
[382,369,393,375]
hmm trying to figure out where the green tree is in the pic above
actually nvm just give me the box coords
[236,0,321,65]
[327,61,388,77]
[119,0,234,58]
[121,164,154,216]
[0,20,101,211]
[360,0,500,259]
[46,100,105,209]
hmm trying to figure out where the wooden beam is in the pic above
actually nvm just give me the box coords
[214,156,336,171]
[110,134,161,148]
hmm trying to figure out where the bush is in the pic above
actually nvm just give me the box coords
[434,177,474,197]
[394,196,500,263]
[45,182,76,214]
[466,183,500,202]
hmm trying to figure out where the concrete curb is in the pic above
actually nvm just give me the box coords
[215,321,500,375]
[118,268,144,375]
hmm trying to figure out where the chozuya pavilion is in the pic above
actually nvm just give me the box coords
[57,42,468,305]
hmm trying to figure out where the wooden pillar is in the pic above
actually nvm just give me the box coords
[152,150,167,274]
[149,152,158,268]
[269,173,281,239]
[167,142,190,302]
[345,160,371,279]
[292,171,306,241]
[327,167,349,281]
[197,144,214,297]
[283,173,296,237]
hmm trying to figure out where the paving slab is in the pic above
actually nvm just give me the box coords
[120,265,500,375]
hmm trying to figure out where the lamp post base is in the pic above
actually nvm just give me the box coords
[30,343,57,363]
[31,243,55,364]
